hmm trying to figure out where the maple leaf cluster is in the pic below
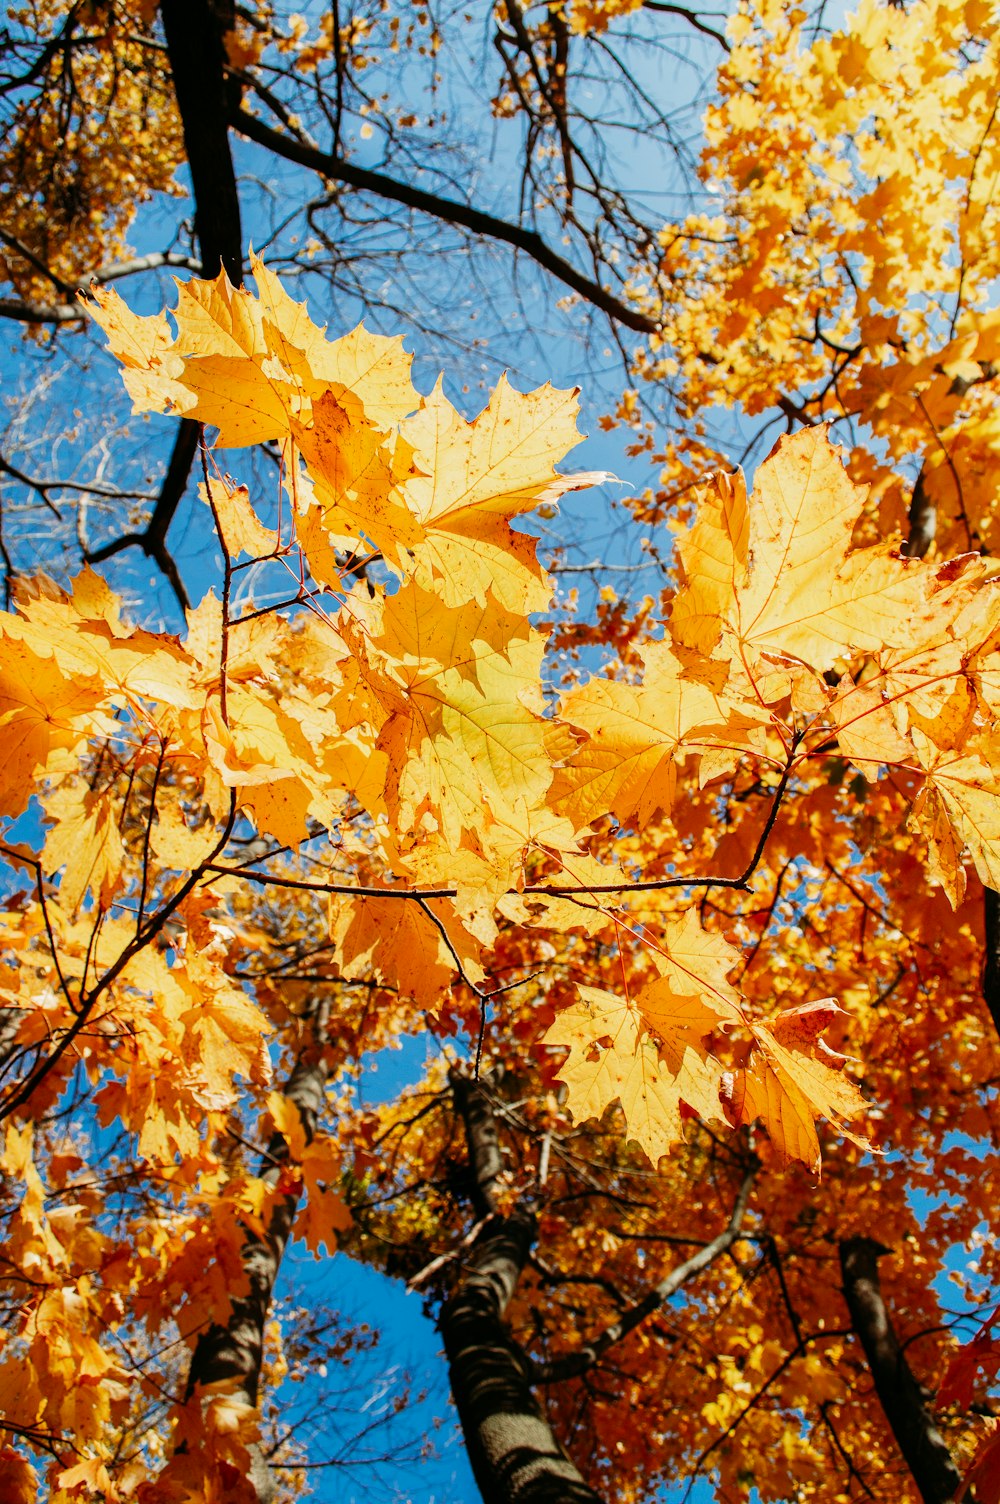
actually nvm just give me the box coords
[2,253,1000,1495]
[0,0,185,307]
[626,0,1000,561]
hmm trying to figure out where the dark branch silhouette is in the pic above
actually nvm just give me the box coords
[983,887,1000,1041]
[230,108,660,337]
[84,420,198,614]
[82,0,245,610]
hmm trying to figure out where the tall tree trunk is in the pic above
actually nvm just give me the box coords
[440,1071,604,1504]
[184,1040,328,1503]
[159,0,243,283]
[983,886,1000,1041]
[103,0,246,606]
[840,1237,962,1504]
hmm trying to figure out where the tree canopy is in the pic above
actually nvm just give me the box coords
[2,2,1000,1503]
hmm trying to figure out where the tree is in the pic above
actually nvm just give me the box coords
[2,2,1000,1504]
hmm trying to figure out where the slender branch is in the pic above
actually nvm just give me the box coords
[548,559,659,575]
[0,793,237,1121]
[406,1214,493,1293]
[0,453,156,511]
[767,1235,876,1498]
[136,739,167,933]
[537,1165,756,1382]
[0,253,202,326]
[0,230,74,295]
[202,440,232,722]
[204,752,796,903]
[84,419,197,614]
[89,252,203,284]
[684,1328,853,1498]
[641,0,731,49]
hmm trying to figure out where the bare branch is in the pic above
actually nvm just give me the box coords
[230,108,660,336]
[642,0,731,50]
[0,296,84,325]
[83,418,197,614]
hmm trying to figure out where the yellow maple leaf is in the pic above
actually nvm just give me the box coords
[0,1448,36,1504]
[907,780,968,908]
[674,428,945,681]
[400,376,605,611]
[42,783,124,915]
[330,892,484,1002]
[89,254,420,450]
[85,285,192,416]
[291,390,422,565]
[0,635,102,817]
[724,999,872,1173]
[545,983,726,1164]
[202,475,278,560]
[265,1097,351,1255]
[342,582,563,895]
[55,1457,113,1496]
[7,573,198,712]
[829,678,912,774]
[178,952,272,1101]
[640,907,746,1026]
[912,727,1000,893]
[250,258,418,429]
[553,640,757,828]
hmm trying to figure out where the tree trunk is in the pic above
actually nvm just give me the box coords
[983,886,1000,1041]
[440,1071,604,1504]
[159,0,243,284]
[184,1046,328,1503]
[840,1237,962,1504]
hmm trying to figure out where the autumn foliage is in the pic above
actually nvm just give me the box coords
[3,0,1000,1502]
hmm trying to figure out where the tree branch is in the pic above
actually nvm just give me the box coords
[78,0,247,605]
[0,254,203,325]
[839,1237,963,1504]
[73,0,244,602]
[84,418,197,614]
[230,107,659,336]
[537,1165,755,1383]
[0,296,84,325]
[642,1,731,50]
[88,251,203,285]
